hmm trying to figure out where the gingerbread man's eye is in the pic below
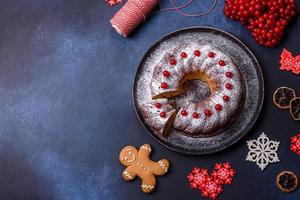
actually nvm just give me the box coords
[129,152,132,155]
[124,157,128,160]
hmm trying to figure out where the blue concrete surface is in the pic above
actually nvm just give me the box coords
[0,0,299,199]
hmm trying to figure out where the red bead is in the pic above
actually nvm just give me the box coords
[160,111,166,118]
[215,104,223,112]
[219,60,225,66]
[190,182,197,189]
[226,72,233,78]
[225,83,233,90]
[291,136,298,142]
[192,112,199,118]
[194,50,201,57]
[208,52,215,58]
[170,58,177,65]
[223,95,230,102]
[181,110,188,116]
[155,103,162,109]
[181,52,187,58]
[163,70,170,77]
[204,109,212,117]
[161,82,168,89]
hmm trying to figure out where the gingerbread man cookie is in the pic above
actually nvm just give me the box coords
[119,144,170,193]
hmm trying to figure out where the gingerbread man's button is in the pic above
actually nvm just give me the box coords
[119,144,170,193]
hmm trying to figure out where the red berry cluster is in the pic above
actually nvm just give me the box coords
[290,134,300,155]
[224,0,298,47]
[187,162,236,200]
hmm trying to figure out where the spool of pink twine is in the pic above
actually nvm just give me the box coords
[110,0,217,37]
[110,0,158,37]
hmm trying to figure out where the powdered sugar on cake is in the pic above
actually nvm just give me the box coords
[140,44,245,136]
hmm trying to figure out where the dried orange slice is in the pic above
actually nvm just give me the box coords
[290,97,300,121]
[276,171,299,192]
[273,87,296,109]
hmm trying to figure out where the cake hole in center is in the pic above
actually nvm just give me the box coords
[168,79,211,111]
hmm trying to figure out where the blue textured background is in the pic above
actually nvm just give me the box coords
[0,0,299,199]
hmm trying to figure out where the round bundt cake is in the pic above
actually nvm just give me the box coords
[141,44,245,136]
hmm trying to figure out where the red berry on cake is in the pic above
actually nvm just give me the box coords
[226,72,233,78]
[160,111,166,118]
[161,82,168,89]
[225,83,233,90]
[155,103,162,109]
[204,109,212,117]
[223,95,230,102]
[181,110,188,116]
[181,52,187,58]
[208,52,215,58]
[192,112,199,119]
[170,58,177,65]
[219,60,225,66]
[163,70,170,77]
[194,50,201,57]
[215,104,223,112]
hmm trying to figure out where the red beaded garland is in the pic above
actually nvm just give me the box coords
[215,104,223,112]
[208,52,215,58]
[204,109,212,117]
[280,49,300,75]
[200,178,223,200]
[181,110,188,116]
[219,60,225,66]
[187,167,209,190]
[181,52,187,58]
[161,82,168,89]
[226,72,233,78]
[194,50,201,57]
[170,58,177,65]
[211,162,235,185]
[160,111,166,118]
[225,83,233,90]
[223,95,230,102]
[163,70,170,77]
[155,102,162,109]
[187,162,236,200]
[192,112,199,119]
[290,134,300,156]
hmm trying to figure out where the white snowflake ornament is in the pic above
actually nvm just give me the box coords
[246,132,280,171]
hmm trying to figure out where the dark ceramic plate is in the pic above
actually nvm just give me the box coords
[133,27,264,155]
